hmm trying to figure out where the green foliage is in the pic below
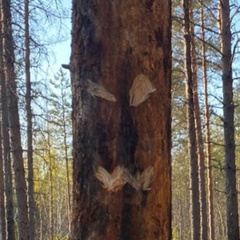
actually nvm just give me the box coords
[32,69,72,239]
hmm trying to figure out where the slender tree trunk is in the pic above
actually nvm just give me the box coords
[220,0,239,239]
[200,1,215,239]
[0,123,6,240]
[70,1,172,239]
[49,156,54,240]
[189,5,208,239]
[47,132,54,240]
[24,0,35,239]
[50,161,54,240]
[49,158,54,240]
[1,0,29,239]
[62,107,71,233]
[0,2,15,239]
[192,50,208,240]
[58,71,72,233]
[183,0,200,239]
[216,200,227,237]
[0,11,6,240]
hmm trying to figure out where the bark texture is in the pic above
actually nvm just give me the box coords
[183,0,200,239]
[70,1,171,239]
[1,0,29,239]
[220,0,239,239]
[0,1,15,239]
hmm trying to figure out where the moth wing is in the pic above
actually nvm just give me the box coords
[110,166,127,192]
[95,166,112,189]
[86,79,116,102]
[129,74,156,107]
[140,165,154,191]
[95,166,126,192]
[124,168,141,190]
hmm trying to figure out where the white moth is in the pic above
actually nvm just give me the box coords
[95,165,127,192]
[124,165,154,191]
[123,168,141,190]
[86,79,117,102]
[129,74,156,107]
[140,165,154,191]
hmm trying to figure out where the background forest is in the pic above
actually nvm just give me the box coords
[0,0,240,240]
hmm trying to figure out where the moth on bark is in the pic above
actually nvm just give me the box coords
[95,165,127,192]
[85,79,116,102]
[95,165,154,192]
[129,74,156,107]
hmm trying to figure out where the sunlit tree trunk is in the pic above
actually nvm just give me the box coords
[183,0,200,239]
[220,0,239,239]
[1,0,29,238]
[200,1,215,239]
[70,0,172,239]
[24,0,35,239]
[192,49,208,240]
[189,6,208,238]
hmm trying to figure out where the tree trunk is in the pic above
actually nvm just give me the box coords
[183,0,200,239]
[47,132,54,240]
[0,3,15,239]
[192,52,208,240]
[24,0,35,239]
[189,6,208,239]
[220,0,239,239]
[0,123,6,240]
[70,1,172,239]
[200,1,215,239]
[62,98,72,234]
[0,11,6,240]
[1,0,29,239]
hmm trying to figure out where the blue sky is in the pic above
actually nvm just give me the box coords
[49,0,71,73]
[57,0,71,65]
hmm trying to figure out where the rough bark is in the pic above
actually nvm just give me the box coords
[200,1,215,239]
[0,2,15,239]
[183,0,200,239]
[220,0,239,239]
[1,0,29,239]
[70,1,171,239]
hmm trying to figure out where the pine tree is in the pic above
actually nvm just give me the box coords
[220,0,239,239]
[70,1,172,239]
[1,0,29,238]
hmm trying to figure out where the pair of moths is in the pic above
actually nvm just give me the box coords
[95,165,154,192]
[86,74,155,107]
